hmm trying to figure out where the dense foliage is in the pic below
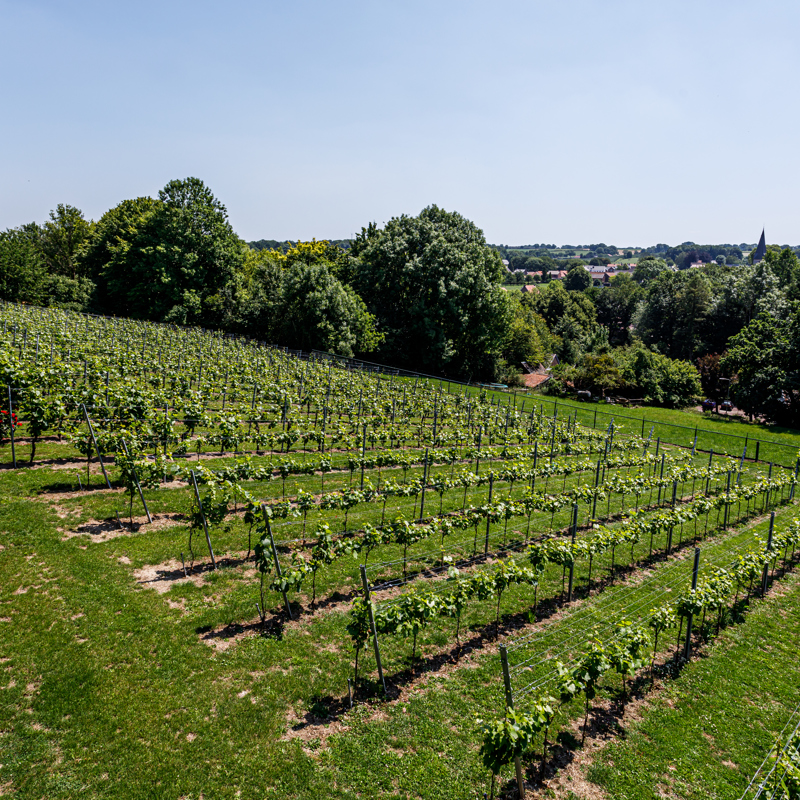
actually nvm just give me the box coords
[3,178,800,415]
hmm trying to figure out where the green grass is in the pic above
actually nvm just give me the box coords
[2,436,800,799]
[516,393,800,467]
[585,568,800,799]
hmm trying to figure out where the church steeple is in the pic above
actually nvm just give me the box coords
[753,228,767,263]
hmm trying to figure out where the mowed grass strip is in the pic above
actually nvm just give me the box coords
[582,568,800,800]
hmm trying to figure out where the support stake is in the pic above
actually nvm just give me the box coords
[121,440,153,523]
[191,470,217,570]
[762,512,775,596]
[7,386,16,468]
[360,565,387,695]
[82,403,112,489]
[683,547,701,660]
[261,505,291,618]
[567,503,578,602]
[499,644,526,799]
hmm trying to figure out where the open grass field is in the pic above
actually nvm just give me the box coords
[514,393,800,469]
[1,303,799,799]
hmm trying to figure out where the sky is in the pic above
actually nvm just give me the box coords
[1,0,798,247]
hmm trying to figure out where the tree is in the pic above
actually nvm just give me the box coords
[39,204,94,279]
[763,247,800,289]
[635,270,711,360]
[618,345,702,408]
[632,256,668,286]
[97,179,246,325]
[502,292,553,368]
[564,264,591,291]
[721,311,800,424]
[351,205,509,379]
[527,281,597,364]
[0,225,47,304]
[696,353,732,400]
[574,353,621,397]
[594,274,642,346]
[82,197,160,285]
[274,262,382,357]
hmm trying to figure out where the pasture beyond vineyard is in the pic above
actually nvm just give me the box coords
[0,303,799,799]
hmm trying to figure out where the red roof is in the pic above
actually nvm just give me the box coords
[520,373,551,388]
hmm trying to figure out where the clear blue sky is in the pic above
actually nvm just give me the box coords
[1,0,797,247]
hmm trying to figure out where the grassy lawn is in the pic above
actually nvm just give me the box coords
[584,568,800,799]
[515,394,800,467]
[1,428,800,798]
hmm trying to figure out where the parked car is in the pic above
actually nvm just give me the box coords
[701,398,716,412]
[720,400,733,412]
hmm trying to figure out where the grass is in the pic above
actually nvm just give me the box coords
[585,568,800,799]
[2,432,800,798]
[515,393,800,467]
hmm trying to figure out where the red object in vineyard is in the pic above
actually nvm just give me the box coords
[0,409,19,428]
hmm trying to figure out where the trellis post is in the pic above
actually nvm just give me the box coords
[762,512,775,596]
[419,448,429,522]
[121,440,152,523]
[683,547,701,660]
[360,565,387,695]
[260,505,291,618]
[484,472,494,554]
[499,644,526,799]
[567,503,578,602]
[191,470,217,570]
[82,403,112,489]
[7,386,16,468]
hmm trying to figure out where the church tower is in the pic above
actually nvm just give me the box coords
[752,228,767,263]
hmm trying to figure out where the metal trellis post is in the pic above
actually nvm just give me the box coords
[360,565,387,695]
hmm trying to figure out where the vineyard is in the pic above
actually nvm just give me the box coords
[1,302,799,799]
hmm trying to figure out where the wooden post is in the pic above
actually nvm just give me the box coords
[484,472,494,554]
[419,448,429,522]
[567,503,578,602]
[683,547,700,660]
[121,440,152,523]
[762,513,775,596]
[82,404,112,489]
[7,386,16,468]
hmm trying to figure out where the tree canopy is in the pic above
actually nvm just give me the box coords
[351,205,508,379]
[5,181,800,416]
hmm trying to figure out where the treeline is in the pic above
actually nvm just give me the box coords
[249,238,353,253]
[1,177,798,424]
[544,252,800,426]
[0,180,507,380]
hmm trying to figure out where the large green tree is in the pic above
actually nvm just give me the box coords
[275,262,381,357]
[39,204,94,280]
[351,205,509,379]
[593,274,642,346]
[527,280,597,363]
[721,311,800,424]
[618,345,702,408]
[564,264,591,291]
[95,178,246,325]
[501,291,554,369]
[0,225,47,304]
[635,270,711,360]
[236,242,381,357]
